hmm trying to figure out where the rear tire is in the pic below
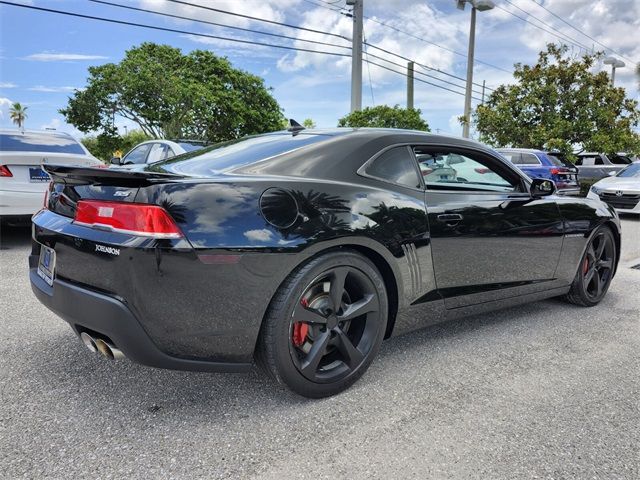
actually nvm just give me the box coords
[256,250,388,398]
[563,225,616,307]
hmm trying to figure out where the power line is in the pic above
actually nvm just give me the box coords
[89,0,351,51]
[498,0,593,53]
[364,58,483,102]
[0,1,351,58]
[94,0,485,96]
[527,0,636,64]
[0,0,482,101]
[363,27,375,105]
[302,0,513,74]
[165,0,349,41]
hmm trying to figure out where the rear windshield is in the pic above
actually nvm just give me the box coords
[176,142,207,152]
[156,133,330,175]
[0,132,85,154]
[546,154,574,168]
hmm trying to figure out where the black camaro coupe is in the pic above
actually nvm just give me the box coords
[30,128,620,397]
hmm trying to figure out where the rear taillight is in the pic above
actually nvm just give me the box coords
[0,165,13,177]
[74,200,183,238]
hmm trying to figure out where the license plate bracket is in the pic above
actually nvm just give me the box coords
[37,245,56,287]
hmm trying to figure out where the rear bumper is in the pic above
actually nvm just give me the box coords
[29,266,252,373]
[0,189,43,216]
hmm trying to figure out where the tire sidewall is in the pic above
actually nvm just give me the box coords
[574,226,616,306]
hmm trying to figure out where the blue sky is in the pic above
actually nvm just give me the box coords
[0,0,638,140]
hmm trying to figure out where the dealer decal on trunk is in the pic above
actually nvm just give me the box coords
[95,244,120,256]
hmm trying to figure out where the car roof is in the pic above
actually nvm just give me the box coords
[0,128,75,138]
[495,148,544,154]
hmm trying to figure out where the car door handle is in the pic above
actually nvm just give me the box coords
[437,214,463,224]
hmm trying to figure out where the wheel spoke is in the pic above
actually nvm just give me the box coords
[338,294,379,321]
[300,331,331,377]
[335,329,364,370]
[593,272,603,296]
[584,268,595,286]
[597,259,613,270]
[587,244,596,261]
[293,303,327,325]
[595,234,607,259]
[329,267,349,312]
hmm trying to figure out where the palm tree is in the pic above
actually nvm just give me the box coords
[9,102,28,130]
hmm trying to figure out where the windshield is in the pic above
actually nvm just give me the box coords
[617,162,640,178]
[0,132,85,154]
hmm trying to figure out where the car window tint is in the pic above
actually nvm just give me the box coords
[414,147,517,193]
[520,153,541,165]
[498,152,519,164]
[0,132,85,154]
[610,155,632,165]
[365,146,421,189]
[155,133,329,175]
[123,144,152,164]
[147,143,170,164]
[546,154,573,167]
[177,142,205,152]
[594,156,604,165]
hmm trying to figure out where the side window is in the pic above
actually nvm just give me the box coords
[520,153,542,165]
[575,157,583,165]
[499,152,520,164]
[364,146,421,189]
[580,156,596,166]
[147,143,171,164]
[609,155,631,165]
[123,144,152,165]
[594,156,604,165]
[414,146,518,193]
[166,147,176,159]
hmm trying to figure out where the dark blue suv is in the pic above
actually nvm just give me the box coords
[497,148,580,195]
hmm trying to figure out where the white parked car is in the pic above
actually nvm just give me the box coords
[0,130,102,220]
[110,139,207,170]
[587,161,640,214]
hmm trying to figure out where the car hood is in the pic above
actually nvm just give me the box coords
[593,176,640,192]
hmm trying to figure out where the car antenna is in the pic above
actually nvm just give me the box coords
[287,119,305,135]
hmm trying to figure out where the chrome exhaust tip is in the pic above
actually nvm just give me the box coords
[94,338,124,360]
[80,332,98,353]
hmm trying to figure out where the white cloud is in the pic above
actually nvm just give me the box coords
[0,82,17,88]
[244,229,273,242]
[0,97,13,119]
[23,52,108,62]
[28,85,78,93]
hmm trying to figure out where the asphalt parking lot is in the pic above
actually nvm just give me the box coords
[1,218,639,479]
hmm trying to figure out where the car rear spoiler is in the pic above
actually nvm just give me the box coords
[43,164,183,186]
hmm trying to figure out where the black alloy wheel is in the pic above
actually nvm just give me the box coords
[257,251,388,398]
[564,226,616,306]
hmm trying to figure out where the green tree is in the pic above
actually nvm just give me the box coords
[9,102,27,129]
[475,44,640,157]
[82,130,151,162]
[302,118,316,129]
[338,105,430,131]
[61,42,284,143]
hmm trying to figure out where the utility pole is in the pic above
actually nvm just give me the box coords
[347,0,363,112]
[481,80,486,105]
[604,56,625,86]
[407,61,414,109]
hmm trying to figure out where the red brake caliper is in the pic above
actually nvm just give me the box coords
[292,298,310,347]
[583,257,589,275]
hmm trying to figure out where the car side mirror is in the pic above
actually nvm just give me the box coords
[110,156,122,165]
[608,170,617,177]
[530,178,556,197]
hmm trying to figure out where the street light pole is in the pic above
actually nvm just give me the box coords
[462,5,476,138]
[603,56,625,86]
[457,0,494,138]
[347,0,363,112]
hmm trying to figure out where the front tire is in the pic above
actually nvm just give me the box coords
[256,250,388,398]
[563,225,616,307]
